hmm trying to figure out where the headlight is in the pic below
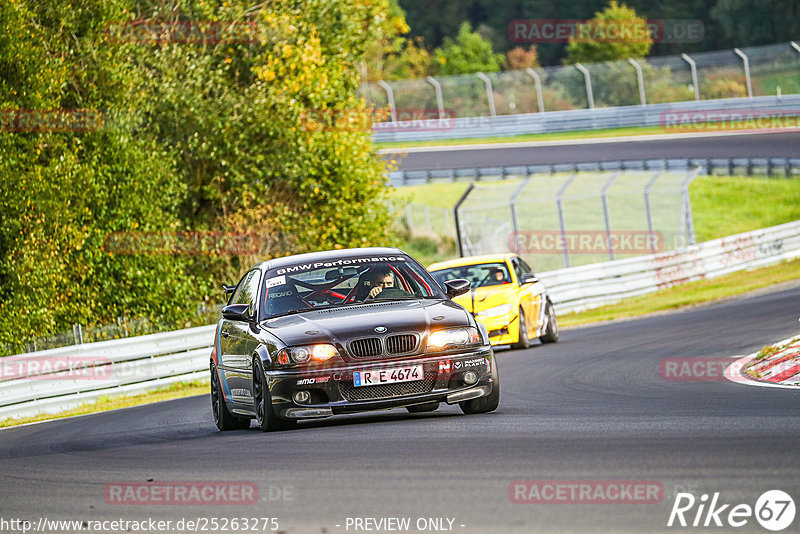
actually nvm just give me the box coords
[277,344,339,365]
[476,303,513,318]
[427,327,481,350]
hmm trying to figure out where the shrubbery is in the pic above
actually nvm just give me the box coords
[0,0,395,352]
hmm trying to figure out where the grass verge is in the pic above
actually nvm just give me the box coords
[0,379,209,429]
[558,257,800,327]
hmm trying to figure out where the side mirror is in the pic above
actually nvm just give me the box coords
[444,279,471,299]
[222,303,251,322]
[520,273,538,285]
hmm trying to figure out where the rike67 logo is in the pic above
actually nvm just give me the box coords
[668,490,795,531]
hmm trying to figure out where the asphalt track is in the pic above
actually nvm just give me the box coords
[384,131,800,171]
[2,283,799,533]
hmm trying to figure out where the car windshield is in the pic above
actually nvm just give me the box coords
[430,262,511,289]
[260,255,443,318]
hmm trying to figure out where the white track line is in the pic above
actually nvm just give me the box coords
[377,128,800,154]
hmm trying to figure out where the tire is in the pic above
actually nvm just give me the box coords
[253,358,297,432]
[406,402,439,413]
[540,300,559,344]
[511,308,531,350]
[459,363,500,415]
[211,364,250,431]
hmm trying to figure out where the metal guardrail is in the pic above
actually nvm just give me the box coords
[373,94,800,143]
[539,220,800,314]
[0,325,215,420]
[2,220,799,420]
[388,157,800,186]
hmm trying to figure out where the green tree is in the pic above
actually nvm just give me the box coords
[433,22,504,75]
[565,1,653,64]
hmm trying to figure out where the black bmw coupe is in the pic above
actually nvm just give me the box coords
[210,247,499,431]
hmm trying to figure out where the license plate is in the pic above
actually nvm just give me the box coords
[353,365,423,387]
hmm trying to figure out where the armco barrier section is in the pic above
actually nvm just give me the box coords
[0,325,216,420]
[387,157,800,187]
[538,220,800,314]
[372,94,800,143]
[2,220,799,420]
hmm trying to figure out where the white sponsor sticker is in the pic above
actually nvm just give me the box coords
[265,275,286,288]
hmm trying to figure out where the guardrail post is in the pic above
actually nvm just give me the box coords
[453,183,475,258]
[681,53,700,101]
[575,63,595,109]
[476,72,497,118]
[556,174,578,267]
[426,76,446,120]
[73,323,84,345]
[525,68,545,113]
[643,172,661,252]
[377,80,398,123]
[733,48,753,98]
[509,178,532,255]
[627,58,646,106]
[601,172,621,260]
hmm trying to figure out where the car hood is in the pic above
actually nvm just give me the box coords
[452,285,518,314]
[260,299,471,347]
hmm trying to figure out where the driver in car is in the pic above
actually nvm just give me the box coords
[367,266,410,299]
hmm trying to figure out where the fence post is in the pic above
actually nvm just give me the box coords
[405,202,414,233]
[643,171,661,252]
[556,174,578,267]
[423,205,433,234]
[575,63,595,109]
[525,68,545,113]
[681,53,700,101]
[683,168,701,245]
[733,48,753,98]
[426,76,446,120]
[627,58,646,106]
[454,183,475,258]
[509,178,532,255]
[601,172,621,260]
[378,80,398,123]
[476,72,497,118]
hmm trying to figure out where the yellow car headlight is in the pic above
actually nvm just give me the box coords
[476,303,513,318]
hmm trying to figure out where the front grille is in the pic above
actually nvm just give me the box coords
[339,376,436,402]
[386,334,417,355]
[349,337,382,358]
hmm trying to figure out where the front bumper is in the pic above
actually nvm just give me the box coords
[266,348,495,419]
[477,313,520,346]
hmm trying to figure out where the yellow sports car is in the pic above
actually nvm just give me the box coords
[428,253,558,349]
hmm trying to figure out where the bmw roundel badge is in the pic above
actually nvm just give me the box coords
[374,326,387,333]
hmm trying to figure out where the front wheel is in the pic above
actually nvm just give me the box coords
[459,364,500,415]
[211,364,250,431]
[253,358,297,432]
[511,308,531,350]
[540,300,559,343]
